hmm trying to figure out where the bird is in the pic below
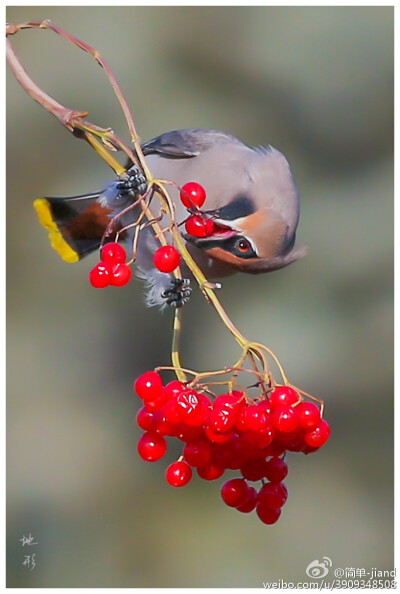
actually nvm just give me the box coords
[34,128,305,307]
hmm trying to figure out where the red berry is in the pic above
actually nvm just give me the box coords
[110,262,131,286]
[256,504,281,525]
[296,401,321,430]
[264,457,288,483]
[204,425,233,444]
[207,407,236,433]
[134,371,163,401]
[136,407,154,431]
[245,426,274,449]
[89,262,111,288]
[235,406,248,432]
[153,246,180,273]
[214,391,245,412]
[272,406,300,433]
[221,478,250,508]
[184,396,210,426]
[258,482,288,509]
[151,410,176,436]
[304,418,330,448]
[164,380,185,399]
[213,438,242,470]
[101,242,126,264]
[240,458,268,481]
[137,432,167,462]
[185,214,214,237]
[176,389,201,420]
[183,441,212,467]
[258,399,273,415]
[162,398,183,424]
[176,423,204,443]
[243,405,270,432]
[197,461,225,480]
[165,460,192,487]
[180,182,206,209]
[269,386,299,409]
[236,486,258,513]
[265,442,287,458]
[143,391,167,412]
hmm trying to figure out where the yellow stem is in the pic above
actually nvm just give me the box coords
[85,133,125,175]
[172,308,187,382]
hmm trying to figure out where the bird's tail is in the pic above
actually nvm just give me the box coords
[33,192,113,263]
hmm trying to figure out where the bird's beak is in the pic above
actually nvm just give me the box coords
[183,208,240,248]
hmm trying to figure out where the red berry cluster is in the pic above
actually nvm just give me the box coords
[89,242,131,288]
[134,371,330,525]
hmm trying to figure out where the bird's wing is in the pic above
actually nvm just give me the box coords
[141,128,243,158]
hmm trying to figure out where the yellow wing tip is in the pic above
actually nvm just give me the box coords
[33,198,80,263]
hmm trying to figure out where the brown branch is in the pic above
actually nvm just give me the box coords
[6,20,151,179]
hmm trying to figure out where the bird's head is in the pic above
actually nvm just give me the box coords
[184,147,306,273]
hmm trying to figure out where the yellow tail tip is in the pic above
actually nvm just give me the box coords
[33,198,79,263]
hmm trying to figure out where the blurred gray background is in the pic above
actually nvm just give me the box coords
[7,6,393,587]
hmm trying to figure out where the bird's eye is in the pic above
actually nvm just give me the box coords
[236,238,251,253]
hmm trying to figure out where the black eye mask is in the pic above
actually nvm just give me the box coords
[204,195,255,221]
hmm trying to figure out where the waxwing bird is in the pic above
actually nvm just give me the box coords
[34,128,306,307]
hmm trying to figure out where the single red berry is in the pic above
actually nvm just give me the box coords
[228,434,254,467]
[137,432,167,462]
[264,442,287,458]
[143,391,167,412]
[89,262,112,288]
[151,410,176,436]
[235,406,248,432]
[176,389,201,420]
[304,418,330,448]
[258,399,273,415]
[275,428,305,452]
[180,181,207,209]
[165,460,192,487]
[101,242,126,264]
[258,482,288,509]
[184,395,211,426]
[136,407,154,431]
[296,401,321,430]
[163,380,185,400]
[269,386,299,409]
[197,461,225,480]
[162,398,183,424]
[185,214,215,238]
[153,246,180,273]
[204,425,233,444]
[272,406,300,433]
[240,457,268,482]
[236,486,258,513]
[176,423,204,442]
[213,437,243,470]
[183,440,212,467]
[264,457,288,483]
[110,262,131,287]
[221,478,250,508]
[245,426,274,449]
[256,504,281,525]
[243,405,270,432]
[134,371,163,401]
[207,407,236,433]
[213,391,245,412]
